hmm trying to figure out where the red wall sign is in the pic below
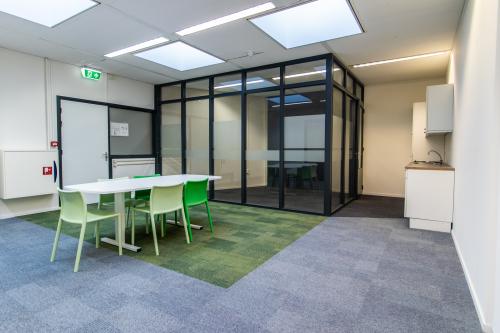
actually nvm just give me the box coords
[50,141,59,148]
[43,167,53,176]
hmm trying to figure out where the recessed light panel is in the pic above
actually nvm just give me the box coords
[135,41,224,71]
[105,37,169,58]
[177,2,275,36]
[0,0,98,28]
[250,0,362,49]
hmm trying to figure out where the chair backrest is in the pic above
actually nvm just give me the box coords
[149,183,184,214]
[134,174,161,199]
[59,189,86,223]
[184,178,209,206]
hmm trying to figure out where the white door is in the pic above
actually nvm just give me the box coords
[61,100,109,203]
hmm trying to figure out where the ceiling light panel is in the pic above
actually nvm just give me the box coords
[105,37,169,58]
[0,0,98,28]
[250,0,362,49]
[135,41,224,71]
[177,2,275,36]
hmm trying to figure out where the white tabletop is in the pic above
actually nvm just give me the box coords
[65,174,221,194]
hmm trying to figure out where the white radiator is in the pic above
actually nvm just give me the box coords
[112,158,156,178]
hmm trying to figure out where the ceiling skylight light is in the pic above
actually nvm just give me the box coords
[214,77,276,91]
[105,37,169,58]
[268,94,311,107]
[176,2,275,36]
[0,0,99,28]
[135,41,224,71]
[250,0,362,49]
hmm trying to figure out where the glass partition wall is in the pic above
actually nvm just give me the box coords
[157,54,364,215]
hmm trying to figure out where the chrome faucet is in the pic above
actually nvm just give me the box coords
[428,150,443,164]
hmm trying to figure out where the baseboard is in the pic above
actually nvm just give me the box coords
[0,206,59,220]
[361,191,404,198]
[451,231,492,332]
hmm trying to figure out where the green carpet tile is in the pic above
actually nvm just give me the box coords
[20,202,325,288]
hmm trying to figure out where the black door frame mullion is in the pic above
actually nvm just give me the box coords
[278,64,285,209]
[324,55,333,215]
[181,82,187,174]
[241,71,247,204]
[208,77,215,199]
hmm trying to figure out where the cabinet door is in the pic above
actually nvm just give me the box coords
[426,84,453,133]
[405,169,454,222]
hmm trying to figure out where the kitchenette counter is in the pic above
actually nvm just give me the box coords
[405,162,455,171]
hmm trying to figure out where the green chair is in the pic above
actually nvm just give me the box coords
[183,178,214,242]
[132,174,161,234]
[51,189,122,272]
[131,183,190,255]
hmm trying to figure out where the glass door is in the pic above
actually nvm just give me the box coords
[344,96,357,202]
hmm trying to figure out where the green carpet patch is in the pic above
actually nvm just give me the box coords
[21,202,325,288]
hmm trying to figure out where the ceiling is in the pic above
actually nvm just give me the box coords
[0,0,465,85]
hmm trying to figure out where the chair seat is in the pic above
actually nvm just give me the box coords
[131,205,150,214]
[87,209,119,222]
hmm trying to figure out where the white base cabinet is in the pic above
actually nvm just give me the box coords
[404,168,454,233]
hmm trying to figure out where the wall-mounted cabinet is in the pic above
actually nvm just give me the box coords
[425,84,454,135]
[0,150,58,199]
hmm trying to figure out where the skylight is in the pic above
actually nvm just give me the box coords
[105,37,169,58]
[250,0,362,49]
[135,42,224,71]
[0,0,98,28]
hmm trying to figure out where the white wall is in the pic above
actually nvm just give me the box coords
[0,47,154,219]
[363,77,445,197]
[445,0,500,331]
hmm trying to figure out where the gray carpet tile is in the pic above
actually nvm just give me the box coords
[0,215,481,333]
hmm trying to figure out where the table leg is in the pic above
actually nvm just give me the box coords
[100,192,142,252]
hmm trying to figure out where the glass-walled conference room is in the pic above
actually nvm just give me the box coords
[159,54,364,215]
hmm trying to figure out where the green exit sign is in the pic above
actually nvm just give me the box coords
[80,67,102,80]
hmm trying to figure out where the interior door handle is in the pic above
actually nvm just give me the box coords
[103,152,109,161]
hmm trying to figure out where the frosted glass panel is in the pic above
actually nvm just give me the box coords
[284,150,324,162]
[284,115,325,149]
[186,99,209,174]
[214,95,241,202]
[161,103,182,175]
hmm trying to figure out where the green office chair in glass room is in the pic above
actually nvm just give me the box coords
[183,178,214,242]
[51,189,122,272]
[131,183,190,255]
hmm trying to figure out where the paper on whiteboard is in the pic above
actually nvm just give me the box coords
[110,122,129,137]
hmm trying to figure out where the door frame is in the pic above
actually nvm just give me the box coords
[56,95,156,189]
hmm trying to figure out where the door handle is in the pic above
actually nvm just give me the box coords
[103,152,109,161]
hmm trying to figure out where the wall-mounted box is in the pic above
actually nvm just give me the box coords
[425,84,454,135]
[0,150,58,199]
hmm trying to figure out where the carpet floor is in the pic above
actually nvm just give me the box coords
[0,214,480,332]
[20,202,325,288]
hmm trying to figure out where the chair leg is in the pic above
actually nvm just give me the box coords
[95,222,100,248]
[117,215,123,256]
[74,223,87,273]
[174,210,178,225]
[50,218,63,262]
[149,214,159,256]
[160,214,165,238]
[180,209,190,244]
[205,201,214,233]
[131,209,135,246]
[183,204,193,242]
